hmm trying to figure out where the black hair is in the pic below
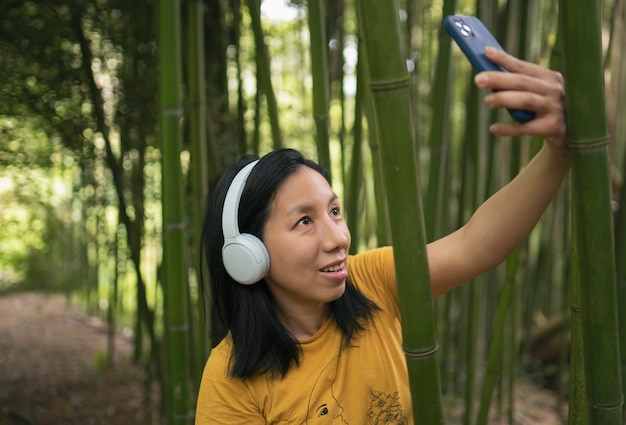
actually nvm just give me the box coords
[200,148,379,379]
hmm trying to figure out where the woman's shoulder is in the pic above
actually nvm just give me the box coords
[348,246,395,280]
[348,246,397,305]
[197,335,265,424]
[204,335,233,374]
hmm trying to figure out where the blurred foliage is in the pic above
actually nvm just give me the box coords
[0,0,325,296]
[0,2,89,151]
[0,116,76,292]
[0,0,622,422]
[0,0,158,296]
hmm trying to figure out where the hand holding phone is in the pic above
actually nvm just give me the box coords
[443,15,535,123]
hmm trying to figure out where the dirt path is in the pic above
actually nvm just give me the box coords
[0,292,161,425]
[0,291,567,425]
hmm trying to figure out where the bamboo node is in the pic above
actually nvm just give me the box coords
[567,137,609,149]
[169,323,190,332]
[172,411,195,420]
[569,303,582,313]
[313,114,330,122]
[166,221,187,230]
[404,344,439,358]
[163,107,184,117]
[587,399,624,412]
[369,78,410,92]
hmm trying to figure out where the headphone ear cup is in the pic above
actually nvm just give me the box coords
[222,233,270,285]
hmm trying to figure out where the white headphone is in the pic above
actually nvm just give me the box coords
[221,160,270,285]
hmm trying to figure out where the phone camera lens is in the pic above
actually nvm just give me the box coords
[454,19,474,38]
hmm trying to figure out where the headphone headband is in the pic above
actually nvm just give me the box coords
[221,159,269,285]
[222,160,259,239]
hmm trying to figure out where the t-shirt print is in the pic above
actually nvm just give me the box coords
[305,348,408,424]
[367,389,408,425]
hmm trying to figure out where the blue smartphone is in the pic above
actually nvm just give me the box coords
[443,15,535,123]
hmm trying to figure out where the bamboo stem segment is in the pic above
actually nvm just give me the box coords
[158,0,193,422]
[357,1,444,423]
[559,1,624,423]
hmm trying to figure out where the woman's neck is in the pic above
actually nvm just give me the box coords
[275,302,330,340]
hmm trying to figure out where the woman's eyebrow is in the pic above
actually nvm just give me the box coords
[286,193,338,217]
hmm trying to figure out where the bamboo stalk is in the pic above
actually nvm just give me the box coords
[346,62,364,254]
[424,0,457,242]
[246,0,283,149]
[569,206,589,425]
[358,37,391,247]
[461,5,493,421]
[233,0,248,157]
[608,3,626,414]
[307,0,332,173]
[475,248,520,425]
[186,0,210,389]
[559,0,624,423]
[158,0,193,422]
[617,145,626,423]
[357,1,444,423]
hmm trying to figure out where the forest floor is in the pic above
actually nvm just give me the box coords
[0,292,568,425]
[0,292,162,425]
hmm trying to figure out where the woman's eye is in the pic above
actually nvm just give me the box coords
[331,206,341,216]
[297,216,312,226]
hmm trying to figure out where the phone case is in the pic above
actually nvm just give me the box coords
[443,15,535,123]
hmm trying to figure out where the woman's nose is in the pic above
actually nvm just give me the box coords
[320,217,349,251]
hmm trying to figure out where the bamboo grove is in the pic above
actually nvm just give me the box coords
[1,0,625,423]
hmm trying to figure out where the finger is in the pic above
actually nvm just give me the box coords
[484,47,559,81]
[484,91,552,116]
[485,87,565,138]
[479,48,565,96]
[489,105,566,143]
[489,116,565,140]
[476,70,564,97]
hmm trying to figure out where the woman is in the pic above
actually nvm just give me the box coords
[196,48,569,424]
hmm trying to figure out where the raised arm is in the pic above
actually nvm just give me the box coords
[428,47,570,297]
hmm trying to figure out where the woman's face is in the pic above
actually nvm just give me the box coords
[262,166,351,312]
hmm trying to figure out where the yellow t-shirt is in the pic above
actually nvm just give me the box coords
[195,246,412,424]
